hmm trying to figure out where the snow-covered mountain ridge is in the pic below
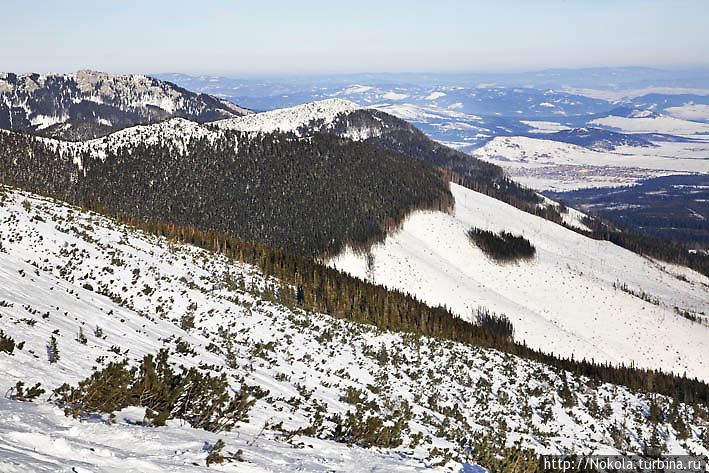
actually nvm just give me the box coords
[24,117,234,169]
[1,185,709,471]
[213,98,364,135]
[330,182,709,381]
[4,98,378,169]
[0,70,251,140]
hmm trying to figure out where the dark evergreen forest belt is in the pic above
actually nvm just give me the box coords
[0,131,453,258]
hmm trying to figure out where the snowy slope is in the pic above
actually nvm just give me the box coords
[473,136,708,173]
[330,183,709,381]
[20,118,235,169]
[538,194,591,232]
[2,185,709,471]
[213,98,362,135]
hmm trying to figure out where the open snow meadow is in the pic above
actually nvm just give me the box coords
[2,185,709,471]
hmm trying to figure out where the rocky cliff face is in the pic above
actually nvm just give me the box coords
[0,70,251,140]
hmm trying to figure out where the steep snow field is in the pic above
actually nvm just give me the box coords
[330,183,709,381]
[3,186,709,471]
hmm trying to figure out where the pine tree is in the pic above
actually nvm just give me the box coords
[648,396,663,424]
[559,375,576,408]
[77,327,87,344]
[48,335,60,364]
[645,425,666,457]
[94,325,103,338]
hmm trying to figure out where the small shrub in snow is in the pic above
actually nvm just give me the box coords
[48,335,60,364]
[6,381,45,402]
[205,439,244,466]
[53,349,255,433]
[76,327,87,344]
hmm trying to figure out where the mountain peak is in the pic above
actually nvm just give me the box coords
[0,69,250,140]
[213,98,362,135]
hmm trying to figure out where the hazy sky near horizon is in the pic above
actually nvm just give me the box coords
[1,0,707,76]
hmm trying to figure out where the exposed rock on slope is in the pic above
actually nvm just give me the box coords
[0,70,251,140]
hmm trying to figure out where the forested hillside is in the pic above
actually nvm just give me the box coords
[0,129,452,257]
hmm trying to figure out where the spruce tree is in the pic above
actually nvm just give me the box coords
[559,375,576,408]
[48,335,60,364]
[77,327,87,344]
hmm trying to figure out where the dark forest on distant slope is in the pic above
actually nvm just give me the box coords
[547,174,709,248]
[328,109,545,211]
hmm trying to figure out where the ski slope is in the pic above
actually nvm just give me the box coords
[2,185,709,471]
[330,183,709,381]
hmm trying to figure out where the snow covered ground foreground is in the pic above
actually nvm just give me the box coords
[1,185,709,471]
[330,183,709,381]
[0,399,434,473]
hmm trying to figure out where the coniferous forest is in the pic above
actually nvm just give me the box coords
[329,109,546,211]
[0,130,452,258]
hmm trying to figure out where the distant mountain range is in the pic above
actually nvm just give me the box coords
[157,67,709,97]
[155,71,709,153]
[0,70,251,140]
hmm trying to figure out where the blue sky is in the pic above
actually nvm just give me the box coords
[1,0,707,76]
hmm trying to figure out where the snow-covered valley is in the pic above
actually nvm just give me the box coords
[471,136,709,191]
